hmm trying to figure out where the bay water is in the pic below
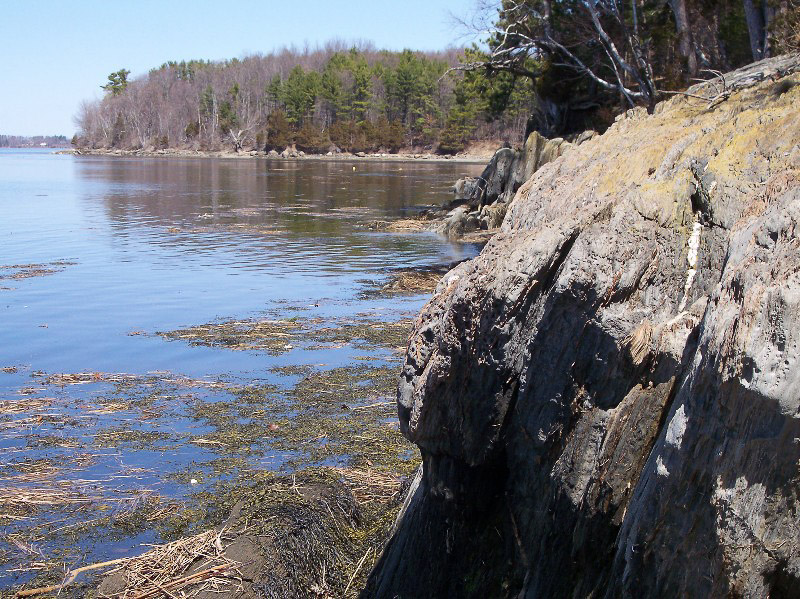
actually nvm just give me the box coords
[0,149,483,588]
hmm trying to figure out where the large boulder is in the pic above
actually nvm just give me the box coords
[365,55,800,599]
[452,132,573,211]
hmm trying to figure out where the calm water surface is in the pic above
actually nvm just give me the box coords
[1,150,481,373]
[0,149,483,587]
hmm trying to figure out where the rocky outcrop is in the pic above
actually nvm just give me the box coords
[441,132,577,239]
[453,132,574,210]
[365,55,800,598]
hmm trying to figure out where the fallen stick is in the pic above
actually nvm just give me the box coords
[128,562,237,599]
[15,558,130,597]
[343,547,372,596]
[139,573,180,599]
[350,401,394,411]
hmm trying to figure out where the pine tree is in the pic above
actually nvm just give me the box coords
[266,110,292,150]
[102,69,131,96]
[280,66,321,125]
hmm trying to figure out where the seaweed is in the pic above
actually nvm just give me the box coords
[156,315,413,354]
[2,311,419,597]
[0,261,76,282]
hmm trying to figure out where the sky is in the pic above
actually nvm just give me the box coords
[0,0,482,137]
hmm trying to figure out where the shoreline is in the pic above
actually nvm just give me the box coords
[0,152,478,597]
[57,147,491,164]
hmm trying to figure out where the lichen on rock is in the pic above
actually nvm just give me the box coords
[364,55,800,599]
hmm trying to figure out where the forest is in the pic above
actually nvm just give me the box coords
[74,43,534,154]
[74,0,799,154]
[0,135,69,148]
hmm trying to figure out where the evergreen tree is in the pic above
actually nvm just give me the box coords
[320,61,347,122]
[280,66,320,125]
[348,52,373,123]
[266,110,292,150]
[102,69,131,96]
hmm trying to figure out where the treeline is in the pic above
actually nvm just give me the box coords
[74,41,536,154]
[0,135,69,148]
[75,3,799,154]
[466,0,800,135]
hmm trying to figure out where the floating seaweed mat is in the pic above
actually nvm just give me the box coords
[380,271,443,293]
[0,486,98,508]
[0,261,76,281]
[0,398,54,414]
[37,370,230,390]
[364,218,432,232]
[43,372,139,386]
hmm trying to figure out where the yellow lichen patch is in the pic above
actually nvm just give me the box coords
[629,173,694,228]
[507,69,800,234]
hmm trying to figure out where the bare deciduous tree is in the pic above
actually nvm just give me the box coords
[454,0,659,110]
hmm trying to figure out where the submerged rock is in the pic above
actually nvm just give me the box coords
[365,55,800,598]
[439,205,481,239]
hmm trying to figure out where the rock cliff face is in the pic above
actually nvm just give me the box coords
[444,132,576,237]
[364,55,800,598]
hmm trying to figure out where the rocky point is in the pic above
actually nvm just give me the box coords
[364,54,800,598]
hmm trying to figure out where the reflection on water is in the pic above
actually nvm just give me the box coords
[0,152,483,374]
[0,149,484,589]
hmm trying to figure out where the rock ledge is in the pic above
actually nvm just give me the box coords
[364,54,800,599]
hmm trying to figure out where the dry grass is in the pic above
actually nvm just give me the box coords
[99,529,242,599]
[335,468,404,505]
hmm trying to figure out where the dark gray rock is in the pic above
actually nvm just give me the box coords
[438,206,481,239]
[451,132,572,212]
[364,55,800,599]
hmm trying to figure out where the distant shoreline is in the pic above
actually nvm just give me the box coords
[57,147,491,163]
[2,145,70,150]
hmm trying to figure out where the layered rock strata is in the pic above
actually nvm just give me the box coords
[365,55,800,598]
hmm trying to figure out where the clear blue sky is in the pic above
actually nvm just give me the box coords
[1,0,481,136]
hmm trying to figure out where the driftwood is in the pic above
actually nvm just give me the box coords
[15,558,130,597]
[125,563,239,599]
